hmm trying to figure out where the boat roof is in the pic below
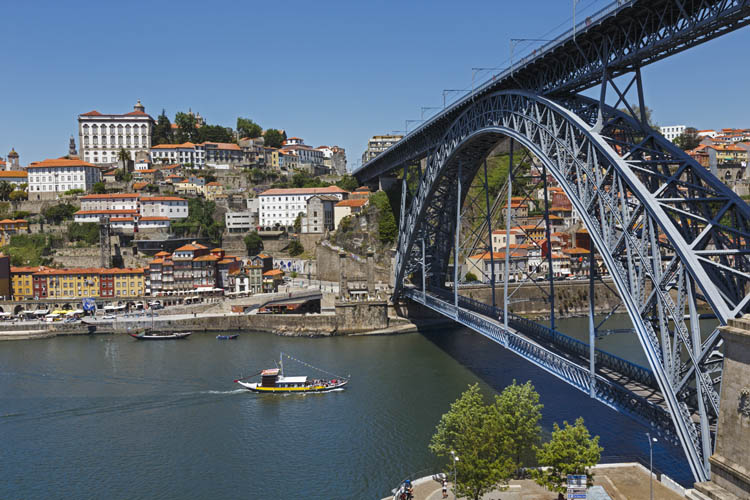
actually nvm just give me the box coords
[279,376,307,384]
[261,369,280,376]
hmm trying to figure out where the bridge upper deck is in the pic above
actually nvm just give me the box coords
[354,0,750,182]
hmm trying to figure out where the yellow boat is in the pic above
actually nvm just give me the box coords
[234,353,349,393]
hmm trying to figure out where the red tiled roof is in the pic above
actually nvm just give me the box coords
[335,199,368,208]
[27,158,98,169]
[0,171,27,178]
[81,110,103,116]
[151,142,196,149]
[140,216,169,221]
[263,269,284,276]
[140,196,186,202]
[260,186,347,196]
[110,217,135,222]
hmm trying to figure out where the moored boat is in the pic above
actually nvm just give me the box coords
[129,331,192,340]
[235,353,349,393]
[216,334,239,340]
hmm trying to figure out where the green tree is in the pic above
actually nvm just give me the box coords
[152,109,174,145]
[370,191,397,245]
[429,384,514,500]
[117,148,131,169]
[674,127,701,150]
[464,272,479,282]
[244,231,263,255]
[237,117,263,139]
[9,190,28,201]
[12,210,30,220]
[293,213,303,233]
[42,203,78,224]
[92,182,107,194]
[174,112,199,143]
[263,128,285,148]
[336,174,359,192]
[533,417,602,496]
[197,124,234,143]
[114,169,133,182]
[619,105,657,129]
[288,240,304,256]
[0,181,13,201]
[68,222,100,246]
[494,380,543,469]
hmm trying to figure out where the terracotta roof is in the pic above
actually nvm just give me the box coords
[75,209,138,215]
[200,142,241,151]
[155,251,171,257]
[151,142,196,149]
[217,259,235,264]
[193,254,219,262]
[27,158,98,169]
[139,216,169,221]
[149,258,164,265]
[256,254,270,259]
[175,244,199,252]
[110,217,135,222]
[469,251,526,260]
[206,181,222,186]
[263,269,284,276]
[124,110,149,116]
[260,186,348,196]
[140,196,186,202]
[335,199,368,208]
[132,182,149,190]
[11,266,48,273]
[0,171,27,178]
[563,247,591,255]
[80,110,103,116]
[80,193,140,200]
[0,219,27,224]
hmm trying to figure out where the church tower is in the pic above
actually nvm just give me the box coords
[133,99,145,113]
[69,135,78,157]
[7,148,19,170]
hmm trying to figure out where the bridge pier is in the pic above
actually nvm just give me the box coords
[695,315,750,499]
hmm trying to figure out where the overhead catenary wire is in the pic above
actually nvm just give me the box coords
[281,352,349,380]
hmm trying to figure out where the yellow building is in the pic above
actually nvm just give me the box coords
[266,148,280,169]
[707,143,747,164]
[40,268,101,299]
[11,266,44,300]
[110,268,146,297]
[204,181,224,201]
[0,219,29,246]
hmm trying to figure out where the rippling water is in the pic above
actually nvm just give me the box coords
[1,323,692,499]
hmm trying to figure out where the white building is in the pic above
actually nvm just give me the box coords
[660,125,686,142]
[79,193,140,212]
[150,142,200,167]
[27,158,102,200]
[698,129,718,139]
[140,196,189,219]
[258,186,348,229]
[74,209,139,223]
[225,211,254,233]
[78,100,155,165]
[280,138,324,173]
[361,134,403,164]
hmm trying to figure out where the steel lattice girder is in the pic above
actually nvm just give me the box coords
[394,90,750,482]
[354,0,750,184]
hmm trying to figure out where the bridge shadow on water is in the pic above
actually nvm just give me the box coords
[419,325,695,487]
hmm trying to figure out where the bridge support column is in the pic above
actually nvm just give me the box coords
[695,315,750,499]
[454,160,461,314]
[421,236,426,303]
[541,163,555,331]
[483,158,496,309]
[503,140,514,342]
[588,247,596,398]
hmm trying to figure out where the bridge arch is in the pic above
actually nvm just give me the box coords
[13,305,24,316]
[396,90,750,481]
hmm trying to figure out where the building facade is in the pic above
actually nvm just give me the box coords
[27,158,102,200]
[258,186,348,229]
[659,125,686,142]
[225,211,254,233]
[78,100,155,165]
[301,195,337,234]
[361,134,403,164]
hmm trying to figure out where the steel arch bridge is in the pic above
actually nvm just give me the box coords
[354,0,750,483]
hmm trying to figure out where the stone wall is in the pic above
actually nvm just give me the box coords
[315,243,391,285]
[334,301,388,334]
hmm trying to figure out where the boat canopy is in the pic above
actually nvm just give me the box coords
[261,369,280,376]
[280,376,307,384]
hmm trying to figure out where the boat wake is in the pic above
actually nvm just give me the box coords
[200,389,246,395]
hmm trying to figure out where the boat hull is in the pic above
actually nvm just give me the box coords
[236,380,348,393]
[216,334,239,340]
[130,332,192,340]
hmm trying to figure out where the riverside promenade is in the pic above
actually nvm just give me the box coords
[383,463,693,500]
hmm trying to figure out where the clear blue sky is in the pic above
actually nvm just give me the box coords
[2,0,749,170]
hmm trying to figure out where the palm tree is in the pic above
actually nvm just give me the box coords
[0,181,13,201]
[117,148,131,171]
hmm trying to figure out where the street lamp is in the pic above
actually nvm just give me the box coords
[646,433,657,500]
[450,450,459,499]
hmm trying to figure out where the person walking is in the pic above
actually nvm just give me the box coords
[442,479,448,498]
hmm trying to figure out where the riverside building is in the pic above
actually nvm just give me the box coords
[258,186,348,230]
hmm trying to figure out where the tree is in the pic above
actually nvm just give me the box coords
[92,182,107,194]
[0,181,13,201]
[174,112,199,143]
[533,417,602,497]
[68,222,100,246]
[288,240,304,256]
[152,109,174,145]
[9,190,27,201]
[237,117,262,139]
[117,148,131,168]
[464,272,479,282]
[197,124,234,143]
[493,380,543,469]
[430,384,514,500]
[114,169,132,182]
[293,213,303,233]
[674,127,701,150]
[263,129,285,148]
[370,191,397,245]
[42,203,78,224]
[244,231,263,255]
[336,174,359,192]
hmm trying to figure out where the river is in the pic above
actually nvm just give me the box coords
[1,317,695,499]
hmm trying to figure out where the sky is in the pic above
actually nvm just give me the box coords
[2,0,750,171]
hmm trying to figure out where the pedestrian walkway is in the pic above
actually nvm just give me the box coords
[383,463,690,499]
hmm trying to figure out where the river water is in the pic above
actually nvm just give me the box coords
[1,317,695,499]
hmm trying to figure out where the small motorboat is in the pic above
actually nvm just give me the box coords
[216,334,239,340]
[235,352,349,394]
[129,331,191,340]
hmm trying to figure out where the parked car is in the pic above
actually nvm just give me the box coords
[102,314,116,320]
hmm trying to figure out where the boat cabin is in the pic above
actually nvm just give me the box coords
[259,369,309,388]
